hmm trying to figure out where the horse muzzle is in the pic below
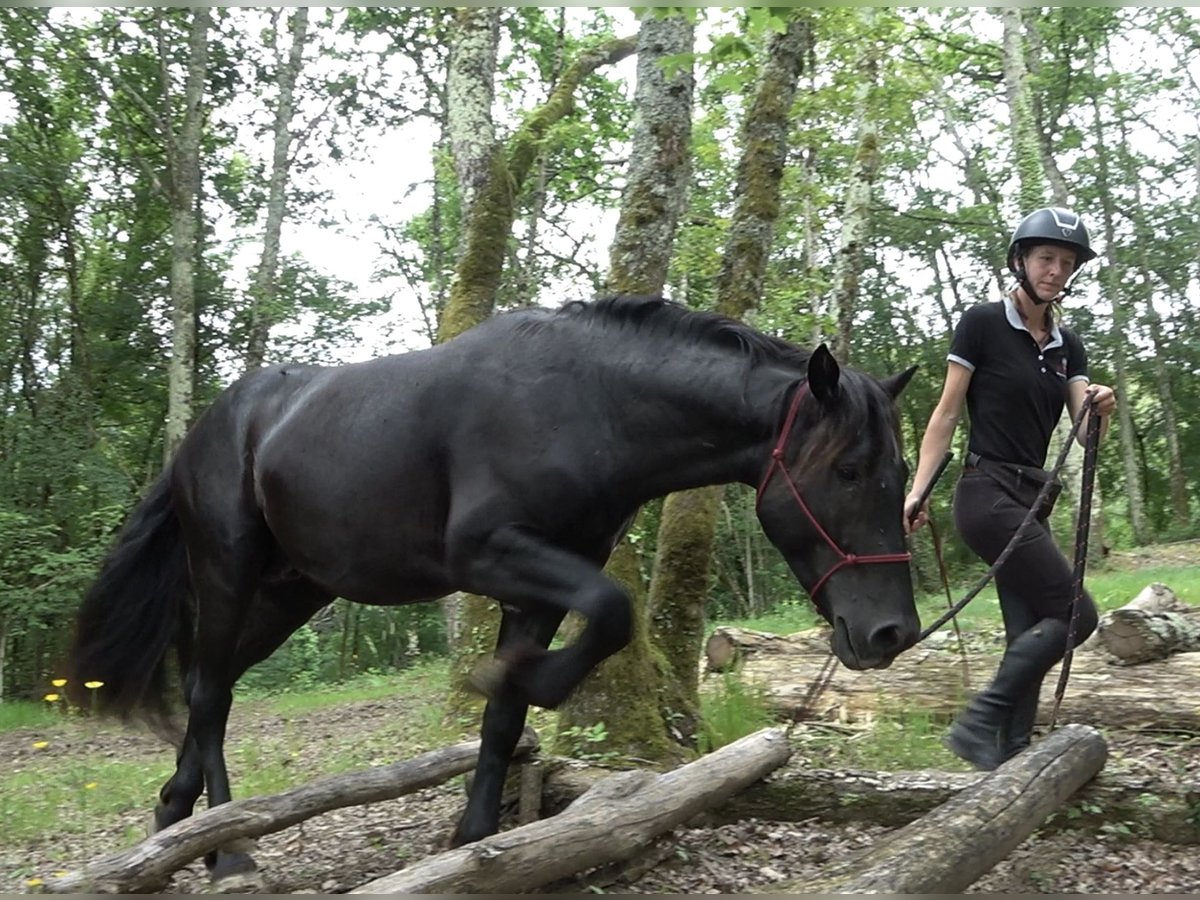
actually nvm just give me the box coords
[831,615,913,671]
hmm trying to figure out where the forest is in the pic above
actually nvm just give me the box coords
[1,6,1197,748]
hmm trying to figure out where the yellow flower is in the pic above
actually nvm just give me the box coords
[33,740,49,750]
[43,693,60,703]
[51,678,67,688]
[85,782,98,790]
[84,680,104,689]
[26,878,43,887]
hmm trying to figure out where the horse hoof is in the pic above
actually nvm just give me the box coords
[210,850,263,893]
[467,657,510,699]
[210,869,266,894]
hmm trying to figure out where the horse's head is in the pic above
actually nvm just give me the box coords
[755,345,919,670]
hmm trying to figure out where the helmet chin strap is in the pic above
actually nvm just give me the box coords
[1014,261,1085,307]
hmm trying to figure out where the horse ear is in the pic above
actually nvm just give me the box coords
[807,343,841,406]
[880,364,919,400]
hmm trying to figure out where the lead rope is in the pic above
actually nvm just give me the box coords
[1048,396,1102,729]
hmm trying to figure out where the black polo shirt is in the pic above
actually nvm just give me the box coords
[948,298,1088,468]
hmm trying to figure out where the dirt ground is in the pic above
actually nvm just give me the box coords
[4,689,1199,895]
[3,543,1199,894]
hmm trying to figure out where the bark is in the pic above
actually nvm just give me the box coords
[349,727,792,895]
[436,34,637,344]
[163,8,210,461]
[446,7,499,225]
[45,732,538,894]
[1089,89,1148,543]
[605,14,695,294]
[704,625,829,672]
[712,618,1200,730]
[764,724,1108,894]
[555,13,696,756]
[244,7,310,371]
[1000,7,1045,214]
[829,7,881,364]
[1097,590,1200,664]
[544,755,1200,846]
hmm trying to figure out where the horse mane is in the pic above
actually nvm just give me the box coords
[516,294,901,475]
[556,294,811,369]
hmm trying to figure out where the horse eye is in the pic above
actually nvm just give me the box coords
[836,466,859,483]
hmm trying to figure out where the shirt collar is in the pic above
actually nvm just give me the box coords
[1003,294,1063,351]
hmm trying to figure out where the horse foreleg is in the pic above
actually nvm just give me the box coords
[450,523,633,711]
[450,606,563,848]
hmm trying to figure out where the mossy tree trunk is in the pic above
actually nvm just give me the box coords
[644,13,811,744]
[555,12,696,760]
[438,22,637,719]
[829,7,881,365]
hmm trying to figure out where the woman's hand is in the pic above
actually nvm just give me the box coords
[903,492,928,535]
[1088,383,1117,417]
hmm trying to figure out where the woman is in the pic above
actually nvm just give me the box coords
[904,206,1117,770]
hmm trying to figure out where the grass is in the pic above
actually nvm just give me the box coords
[720,563,1200,639]
[714,561,1200,771]
[796,710,970,772]
[0,659,465,857]
[698,672,777,753]
[0,700,60,732]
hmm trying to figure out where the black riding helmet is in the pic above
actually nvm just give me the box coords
[1007,207,1097,304]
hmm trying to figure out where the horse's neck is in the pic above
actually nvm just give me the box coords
[601,354,790,499]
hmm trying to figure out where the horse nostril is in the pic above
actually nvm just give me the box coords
[869,623,907,655]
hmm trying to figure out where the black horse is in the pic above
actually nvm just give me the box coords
[69,295,919,880]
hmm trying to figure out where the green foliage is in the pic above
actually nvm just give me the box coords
[555,721,623,764]
[797,709,970,771]
[697,672,776,753]
[0,700,59,732]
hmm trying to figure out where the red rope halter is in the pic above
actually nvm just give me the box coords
[755,383,912,601]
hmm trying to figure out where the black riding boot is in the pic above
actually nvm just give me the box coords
[945,618,1068,771]
[1000,688,1040,762]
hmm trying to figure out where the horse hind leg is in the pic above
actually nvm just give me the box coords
[156,572,331,883]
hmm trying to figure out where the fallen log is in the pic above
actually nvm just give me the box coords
[45,731,539,894]
[704,626,829,672]
[721,636,1200,731]
[1093,585,1200,664]
[762,723,1108,894]
[541,751,1200,846]
[349,726,792,894]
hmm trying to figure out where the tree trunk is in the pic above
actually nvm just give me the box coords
[163,8,210,461]
[350,727,792,895]
[1000,7,1045,215]
[446,7,499,227]
[605,14,695,295]
[436,33,637,344]
[641,12,809,749]
[438,28,637,714]
[1095,586,1200,664]
[555,539,684,762]
[554,13,696,756]
[829,7,881,364]
[244,7,310,371]
[764,724,1107,894]
[46,732,539,894]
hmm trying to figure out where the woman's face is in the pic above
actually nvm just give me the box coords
[1022,244,1078,299]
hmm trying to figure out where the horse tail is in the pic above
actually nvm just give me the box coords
[67,466,193,733]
